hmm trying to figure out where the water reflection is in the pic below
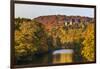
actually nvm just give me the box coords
[53,49,73,64]
[16,49,74,66]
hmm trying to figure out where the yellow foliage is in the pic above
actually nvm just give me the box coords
[82,23,95,61]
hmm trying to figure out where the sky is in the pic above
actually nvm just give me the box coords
[15,4,94,19]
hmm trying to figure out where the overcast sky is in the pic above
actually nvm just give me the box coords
[15,4,94,19]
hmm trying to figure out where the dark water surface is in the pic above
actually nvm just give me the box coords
[16,49,80,66]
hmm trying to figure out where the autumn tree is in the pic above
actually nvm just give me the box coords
[81,23,95,61]
[15,19,48,59]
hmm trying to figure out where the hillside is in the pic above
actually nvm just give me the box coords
[34,15,94,30]
[15,15,95,64]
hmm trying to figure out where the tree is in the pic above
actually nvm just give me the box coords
[15,19,48,59]
[81,23,95,61]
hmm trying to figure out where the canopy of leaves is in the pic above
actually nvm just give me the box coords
[81,23,95,61]
[15,19,48,58]
[14,17,95,63]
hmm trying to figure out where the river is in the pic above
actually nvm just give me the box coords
[16,49,75,66]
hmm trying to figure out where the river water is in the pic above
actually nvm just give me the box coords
[53,49,73,64]
[18,49,74,65]
[16,49,76,67]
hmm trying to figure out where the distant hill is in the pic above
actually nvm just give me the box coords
[34,15,94,30]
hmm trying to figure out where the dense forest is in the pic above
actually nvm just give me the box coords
[14,15,95,64]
